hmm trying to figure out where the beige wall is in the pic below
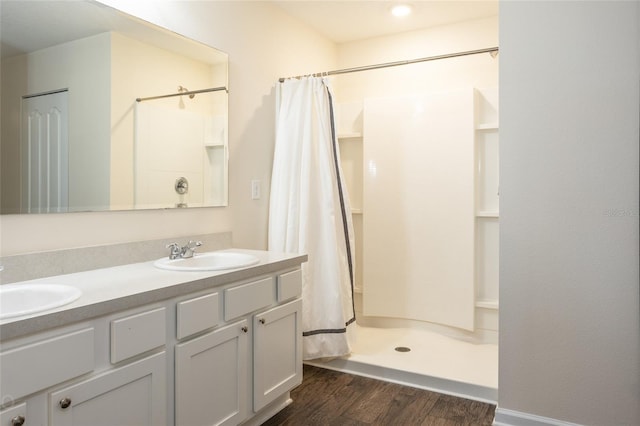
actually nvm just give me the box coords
[110,32,219,209]
[335,16,498,101]
[1,55,28,213]
[0,1,336,256]
[1,33,111,214]
[498,1,639,424]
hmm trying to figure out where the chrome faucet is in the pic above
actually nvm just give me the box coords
[180,240,202,258]
[166,240,202,260]
[166,243,182,260]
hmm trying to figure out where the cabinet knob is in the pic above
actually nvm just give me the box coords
[241,326,248,333]
[258,318,266,325]
[10,415,25,426]
[59,397,72,409]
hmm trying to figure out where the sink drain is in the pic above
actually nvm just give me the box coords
[394,346,411,352]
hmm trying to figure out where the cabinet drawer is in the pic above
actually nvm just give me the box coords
[111,307,166,363]
[177,292,220,340]
[224,277,274,321]
[0,328,94,400]
[277,269,302,302]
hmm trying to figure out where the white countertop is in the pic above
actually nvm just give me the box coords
[0,249,307,341]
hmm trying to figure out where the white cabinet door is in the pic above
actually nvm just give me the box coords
[0,402,26,426]
[49,352,166,426]
[253,298,302,411]
[175,319,248,426]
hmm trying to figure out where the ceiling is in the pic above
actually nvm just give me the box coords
[272,1,499,44]
[1,1,499,59]
[0,1,107,58]
[0,1,226,62]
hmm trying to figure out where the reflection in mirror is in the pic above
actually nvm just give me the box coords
[0,0,229,214]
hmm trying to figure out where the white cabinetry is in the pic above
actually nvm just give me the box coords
[0,264,304,426]
[49,352,166,426]
[0,328,95,400]
[0,306,168,426]
[110,307,166,363]
[0,403,26,426]
[253,299,302,411]
[175,320,248,426]
[176,271,303,425]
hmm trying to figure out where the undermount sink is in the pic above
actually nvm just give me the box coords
[0,284,82,320]
[154,251,260,272]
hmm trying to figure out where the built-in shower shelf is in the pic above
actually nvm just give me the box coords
[204,141,225,147]
[475,299,499,310]
[476,210,499,218]
[351,208,363,215]
[338,133,362,139]
[475,122,499,130]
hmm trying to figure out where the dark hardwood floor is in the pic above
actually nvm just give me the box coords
[262,365,495,426]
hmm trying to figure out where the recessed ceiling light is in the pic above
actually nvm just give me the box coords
[391,4,412,18]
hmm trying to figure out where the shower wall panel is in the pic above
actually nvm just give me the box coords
[134,104,205,208]
[362,89,475,331]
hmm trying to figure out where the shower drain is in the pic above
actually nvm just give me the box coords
[394,346,411,352]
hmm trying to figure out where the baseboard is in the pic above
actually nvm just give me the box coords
[306,358,497,404]
[493,408,583,426]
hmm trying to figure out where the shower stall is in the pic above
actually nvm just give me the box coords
[309,88,499,402]
[304,24,500,402]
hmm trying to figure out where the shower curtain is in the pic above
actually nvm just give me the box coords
[269,77,356,360]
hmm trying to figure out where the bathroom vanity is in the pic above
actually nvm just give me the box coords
[0,250,306,426]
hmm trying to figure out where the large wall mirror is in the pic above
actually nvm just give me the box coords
[1,0,229,214]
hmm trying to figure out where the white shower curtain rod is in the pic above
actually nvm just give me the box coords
[136,86,228,102]
[278,46,498,83]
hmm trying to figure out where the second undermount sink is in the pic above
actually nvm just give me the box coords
[154,251,260,272]
[0,284,82,320]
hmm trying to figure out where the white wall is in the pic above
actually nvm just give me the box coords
[0,1,336,256]
[499,1,639,425]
